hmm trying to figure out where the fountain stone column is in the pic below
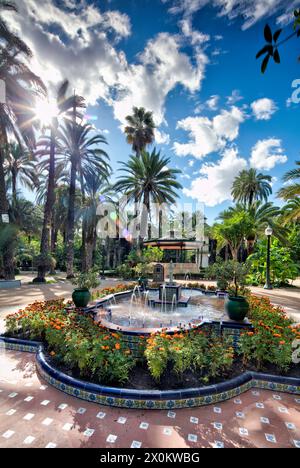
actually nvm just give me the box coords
[159,261,182,303]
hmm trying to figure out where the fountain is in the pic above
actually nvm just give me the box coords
[98,262,225,330]
[152,261,191,308]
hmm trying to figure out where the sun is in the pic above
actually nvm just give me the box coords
[34,98,59,126]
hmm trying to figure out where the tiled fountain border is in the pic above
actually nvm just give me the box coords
[0,336,299,409]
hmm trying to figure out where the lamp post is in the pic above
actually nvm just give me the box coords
[264,225,273,290]
[101,239,106,280]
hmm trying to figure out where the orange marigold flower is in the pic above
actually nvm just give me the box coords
[115,343,121,350]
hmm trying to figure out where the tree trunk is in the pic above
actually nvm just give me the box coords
[35,128,56,283]
[159,209,162,238]
[140,190,149,244]
[0,135,15,280]
[80,172,88,273]
[12,169,17,206]
[66,154,77,278]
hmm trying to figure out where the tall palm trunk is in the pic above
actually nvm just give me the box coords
[140,190,150,241]
[12,168,17,206]
[35,128,56,282]
[0,133,15,280]
[66,153,77,278]
[84,224,95,272]
[80,173,88,273]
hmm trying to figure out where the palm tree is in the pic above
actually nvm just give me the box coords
[232,168,272,208]
[281,199,300,224]
[114,149,182,242]
[278,161,300,201]
[4,143,37,204]
[56,121,110,277]
[218,201,287,255]
[124,107,156,157]
[81,173,114,272]
[33,81,84,283]
[0,2,32,55]
[0,3,46,279]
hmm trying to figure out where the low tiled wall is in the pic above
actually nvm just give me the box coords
[1,336,299,409]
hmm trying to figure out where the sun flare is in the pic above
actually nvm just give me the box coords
[35,98,59,126]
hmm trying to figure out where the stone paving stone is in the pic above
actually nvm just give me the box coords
[0,349,299,448]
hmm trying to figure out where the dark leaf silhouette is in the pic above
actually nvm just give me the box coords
[273,29,282,42]
[261,54,270,74]
[256,45,273,59]
[273,49,280,63]
[264,24,273,43]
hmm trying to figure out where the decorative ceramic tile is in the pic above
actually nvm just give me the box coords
[42,418,53,426]
[163,428,172,436]
[265,434,277,444]
[256,403,264,409]
[117,417,127,424]
[96,412,106,419]
[261,417,270,425]
[278,407,289,414]
[131,440,142,448]
[213,422,223,430]
[6,409,16,416]
[214,407,222,414]
[239,428,249,436]
[236,412,245,419]
[140,422,149,430]
[84,428,95,437]
[293,440,300,448]
[106,434,117,443]
[45,442,57,448]
[273,395,282,400]
[41,400,50,406]
[285,422,296,430]
[188,434,198,443]
[213,441,224,448]
[77,408,86,415]
[23,436,35,445]
[167,411,176,419]
[8,392,18,398]
[2,430,14,439]
[58,403,68,410]
[23,413,35,421]
[24,396,34,402]
[63,423,73,431]
[190,416,199,424]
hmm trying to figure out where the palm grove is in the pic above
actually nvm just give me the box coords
[0,2,299,286]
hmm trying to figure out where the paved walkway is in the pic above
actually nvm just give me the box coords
[0,350,299,448]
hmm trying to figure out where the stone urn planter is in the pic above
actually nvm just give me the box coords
[225,296,249,322]
[72,288,91,308]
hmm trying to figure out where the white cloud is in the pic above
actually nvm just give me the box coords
[250,138,287,170]
[4,0,208,134]
[111,32,208,126]
[226,90,243,105]
[188,159,195,167]
[183,147,247,206]
[163,0,294,29]
[206,95,220,111]
[251,98,278,120]
[155,129,171,145]
[180,18,210,45]
[174,106,245,159]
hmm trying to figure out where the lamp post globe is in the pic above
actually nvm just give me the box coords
[264,225,273,290]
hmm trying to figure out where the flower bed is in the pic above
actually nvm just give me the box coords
[91,283,137,301]
[3,293,300,390]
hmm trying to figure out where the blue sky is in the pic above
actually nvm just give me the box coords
[7,0,300,224]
